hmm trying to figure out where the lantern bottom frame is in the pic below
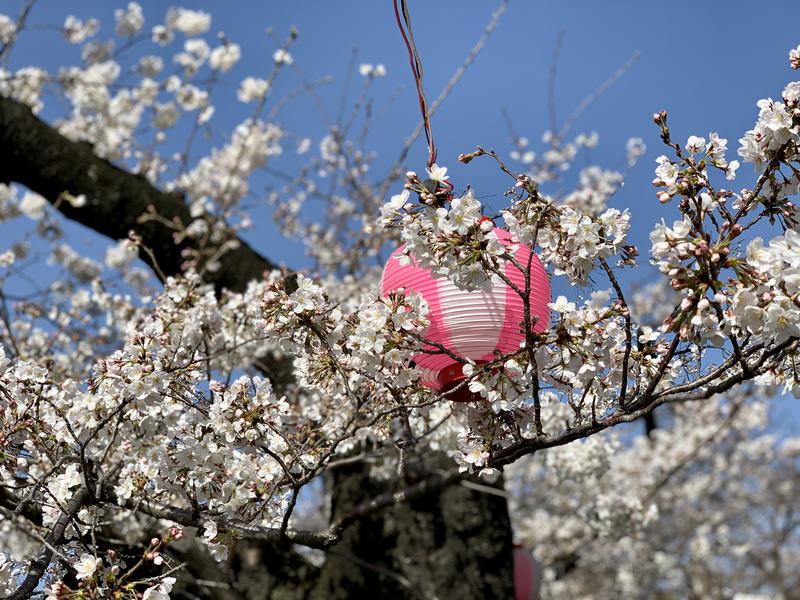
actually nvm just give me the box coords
[437,361,488,403]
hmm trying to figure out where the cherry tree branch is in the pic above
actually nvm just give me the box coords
[1,486,88,600]
[105,470,463,551]
[490,338,797,467]
[0,95,278,295]
[0,0,37,66]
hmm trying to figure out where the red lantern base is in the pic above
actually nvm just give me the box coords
[437,362,486,402]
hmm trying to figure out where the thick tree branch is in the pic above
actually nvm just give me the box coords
[0,95,277,295]
[0,485,42,525]
[490,338,797,467]
[106,470,463,552]
[2,486,88,600]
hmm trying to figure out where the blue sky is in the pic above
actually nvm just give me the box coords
[8,1,798,261]
[3,1,800,427]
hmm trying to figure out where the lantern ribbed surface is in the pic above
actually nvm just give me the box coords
[380,228,550,391]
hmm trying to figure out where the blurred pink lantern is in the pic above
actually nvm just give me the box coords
[380,226,550,401]
[513,544,542,600]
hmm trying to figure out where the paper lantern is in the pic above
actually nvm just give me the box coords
[513,545,542,600]
[380,226,550,400]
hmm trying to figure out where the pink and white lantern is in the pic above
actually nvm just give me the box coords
[380,227,550,400]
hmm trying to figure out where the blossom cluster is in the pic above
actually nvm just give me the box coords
[261,273,429,405]
[0,5,799,596]
[379,173,509,290]
[508,391,799,599]
[730,231,800,350]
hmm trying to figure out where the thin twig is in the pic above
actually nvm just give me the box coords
[547,29,565,137]
[490,339,796,467]
[557,50,640,141]
[599,258,632,408]
[0,0,37,66]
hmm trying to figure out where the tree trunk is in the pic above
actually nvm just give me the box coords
[312,456,514,600]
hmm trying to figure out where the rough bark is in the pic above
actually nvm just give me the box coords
[0,93,516,599]
[170,537,319,600]
[311,456,514,600]
[0,95,276,295]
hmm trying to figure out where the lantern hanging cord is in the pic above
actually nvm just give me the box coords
[393,0,437,169]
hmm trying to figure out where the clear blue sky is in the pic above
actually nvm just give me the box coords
[6,0,798,265]
[3,0,799,428]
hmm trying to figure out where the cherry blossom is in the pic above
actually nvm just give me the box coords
[0,6,797,597]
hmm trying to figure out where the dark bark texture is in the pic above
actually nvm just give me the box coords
[0,95,276,295]
[0,94,515,599]
[311,456,514,600]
